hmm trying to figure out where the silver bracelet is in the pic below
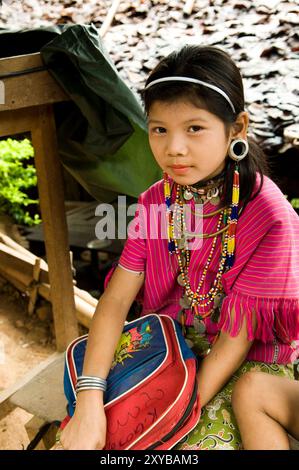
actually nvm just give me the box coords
[75,375,107,394]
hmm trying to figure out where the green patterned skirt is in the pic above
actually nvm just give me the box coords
[174,360,294,450]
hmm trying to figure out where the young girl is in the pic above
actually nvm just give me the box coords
[59,45,299,450]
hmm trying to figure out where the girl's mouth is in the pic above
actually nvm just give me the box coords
[170,165,191,175]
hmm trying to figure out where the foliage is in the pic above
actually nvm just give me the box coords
[290,199,299,209]
[0,138,41,226]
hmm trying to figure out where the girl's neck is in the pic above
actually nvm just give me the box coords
[186,167,227,189]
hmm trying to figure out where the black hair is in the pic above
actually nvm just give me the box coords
[140,45,269,212]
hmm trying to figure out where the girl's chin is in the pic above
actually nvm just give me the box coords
[167,168,225,185]
[169,173,209,185]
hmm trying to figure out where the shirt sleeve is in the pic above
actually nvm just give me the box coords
[218,186,299,344]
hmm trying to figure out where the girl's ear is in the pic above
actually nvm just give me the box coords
[231,111,249,140]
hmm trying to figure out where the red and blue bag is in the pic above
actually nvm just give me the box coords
[62,314,201,450]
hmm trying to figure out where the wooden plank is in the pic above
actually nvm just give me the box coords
[0,240,48,268]
[0,106,39,137]
[0,52,43,74]
[0,353,62,405]
[0,231,40,259]
[0,242,49,286]
[29,105,78,351]
[0,267,95,330]
[0,353,66,423]
[0,53,69,111]
[0,71,69,111]
[0,400,17,422]
[0,266,28,294]
[10,354,67,422]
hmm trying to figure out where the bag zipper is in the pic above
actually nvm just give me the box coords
[147,379,198,450]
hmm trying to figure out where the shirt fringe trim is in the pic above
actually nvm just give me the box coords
[218,291,299,344]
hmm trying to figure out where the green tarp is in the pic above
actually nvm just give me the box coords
[0,24,161,202]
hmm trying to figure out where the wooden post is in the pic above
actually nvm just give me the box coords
[30,105,78,350]
[0,53,80,350]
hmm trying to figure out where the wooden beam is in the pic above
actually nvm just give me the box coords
[0,106,40,137]
[0,53,69,112]
[0,52,44,73]
[0,267,28,294]
[0,235,98,310]
[0,353,66,422]
[0,232,98,311]
[0,242,48,286]
[0,231,40,259]
[29,105,78,350]
[0,71,69,111]
[0,267,95,330]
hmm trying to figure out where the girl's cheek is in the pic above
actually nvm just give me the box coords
[150,143,161,158]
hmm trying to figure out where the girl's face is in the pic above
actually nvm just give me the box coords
[148,100,233,185]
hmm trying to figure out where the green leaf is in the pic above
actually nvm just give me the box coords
[291,199,299,209]
[0,138,41,226]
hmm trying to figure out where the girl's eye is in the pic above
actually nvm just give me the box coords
[189,125,203,133]
[151,127,166,134]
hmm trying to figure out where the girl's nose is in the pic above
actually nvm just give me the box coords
[166,135,188,157]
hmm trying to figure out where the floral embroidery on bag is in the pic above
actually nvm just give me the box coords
[111,321,152,368]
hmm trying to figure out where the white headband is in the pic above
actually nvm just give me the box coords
[144,76,236,114]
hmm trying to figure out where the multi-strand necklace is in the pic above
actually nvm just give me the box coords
[181,169,225,206]
[164,165,241,329]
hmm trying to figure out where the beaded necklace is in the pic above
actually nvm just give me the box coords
[164,164,240,326]
[182,178,224,206]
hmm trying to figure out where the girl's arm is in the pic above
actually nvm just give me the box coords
[82,266,144,378]
[60,266,144,450]
[197,311,255,408]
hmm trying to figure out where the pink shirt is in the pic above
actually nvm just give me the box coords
[118,175,299,365]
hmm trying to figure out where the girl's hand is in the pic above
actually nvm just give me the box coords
[59,392,106,450]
